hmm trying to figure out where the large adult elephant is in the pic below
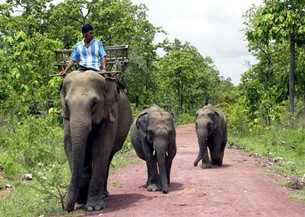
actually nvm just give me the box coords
[130,105,177,193]
[60,70,132,212]
[193,104,227,168]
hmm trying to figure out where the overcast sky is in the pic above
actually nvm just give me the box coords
[131,0,263,85]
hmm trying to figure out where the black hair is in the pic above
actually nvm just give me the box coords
[82,24,94,33]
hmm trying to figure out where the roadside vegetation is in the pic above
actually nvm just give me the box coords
[1,0,305,216]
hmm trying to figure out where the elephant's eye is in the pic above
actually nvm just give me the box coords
[91,100,97,109]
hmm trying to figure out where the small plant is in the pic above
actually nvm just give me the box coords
[30,163,69,210]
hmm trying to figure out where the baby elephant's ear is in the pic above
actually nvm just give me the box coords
[213,111,220,130]
[136,112,149,134]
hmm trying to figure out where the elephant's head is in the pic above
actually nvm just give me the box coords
[60,70,118,212]
[61,70,117,125]
[195,104,220,138]
[136,105,175,148]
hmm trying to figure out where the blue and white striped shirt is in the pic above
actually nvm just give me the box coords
[70,39,107,71]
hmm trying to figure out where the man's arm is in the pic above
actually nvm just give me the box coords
[100,57,107,75]
[60,60,75,77]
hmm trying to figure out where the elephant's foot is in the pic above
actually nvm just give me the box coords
[211,158,223,166]
[102,191,110,198]
[101,188,110,198]
[85,199,106,211]
[201,162,211,168]
[147,183,161,192]
[162,187,168,194]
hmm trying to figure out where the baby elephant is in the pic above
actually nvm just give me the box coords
[130,105,177,193]
[194,104,227,168]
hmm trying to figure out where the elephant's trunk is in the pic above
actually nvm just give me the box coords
[66,117,92,212]
[194,130,207,167]
[155,140,169,194]
[194,146,205,166]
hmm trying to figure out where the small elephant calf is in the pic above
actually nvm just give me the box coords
[194,104,227,168]
[130,105,177,193]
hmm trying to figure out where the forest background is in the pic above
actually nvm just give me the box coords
[0,0,305,216]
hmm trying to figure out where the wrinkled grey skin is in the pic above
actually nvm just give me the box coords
[194,104,227,168]
[130,105,177,193]
[60,70,132,212]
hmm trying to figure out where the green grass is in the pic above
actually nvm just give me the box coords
[229,125,305,201]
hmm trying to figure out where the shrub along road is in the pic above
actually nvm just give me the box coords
[80,124,305,217]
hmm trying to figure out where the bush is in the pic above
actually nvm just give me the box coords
[0,114,64,179]
[175,113,195,126]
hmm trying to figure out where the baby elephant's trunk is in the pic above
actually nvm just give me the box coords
[194,147,204,166]
[155,140,169,193]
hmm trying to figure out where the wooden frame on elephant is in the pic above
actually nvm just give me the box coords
[54,45,129,77]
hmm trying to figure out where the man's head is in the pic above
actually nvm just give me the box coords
[82,24,93,33]
[82,24,94,42]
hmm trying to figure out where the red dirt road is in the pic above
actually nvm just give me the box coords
[80,124,305,217]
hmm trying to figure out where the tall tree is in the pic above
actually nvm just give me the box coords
[156,39,222,114]
[243,0,305,113]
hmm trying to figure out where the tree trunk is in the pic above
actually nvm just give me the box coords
[176,68,182,114]
[288,33,295,113]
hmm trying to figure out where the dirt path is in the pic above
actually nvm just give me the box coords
[80,124,305,217]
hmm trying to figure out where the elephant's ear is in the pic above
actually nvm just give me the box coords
[136,112,149,136]
[105,78,118,101]
[103,78,118,118]
[214,111,220,130]
[60,82,69,120]
[195,109,202,118]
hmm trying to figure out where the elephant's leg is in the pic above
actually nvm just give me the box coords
[210,136,225,166]
[146,157,161,192]
[202,152,211,168]
[86,160,108,211]
[165,156,172,185]
[77,148,92,204]
[102,152,116,198]
[85,137,114,211]
[215,141,226,166]
[166,146,176,184]
[142,142,160,191]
